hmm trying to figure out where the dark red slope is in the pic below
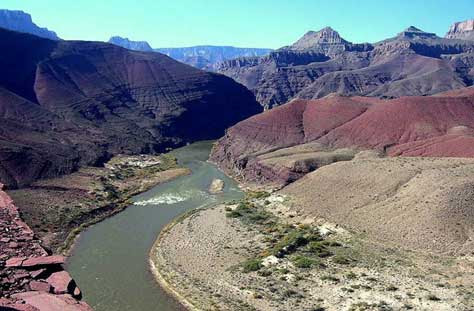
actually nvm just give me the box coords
[211,87,474,183]
[0,28,262,188]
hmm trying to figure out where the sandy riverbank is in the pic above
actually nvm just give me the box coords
[151,192,474,311]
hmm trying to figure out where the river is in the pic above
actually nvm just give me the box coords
[66,141,244,311]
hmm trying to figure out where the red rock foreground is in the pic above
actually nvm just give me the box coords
[211,87,474,185]
[0,183,92,311]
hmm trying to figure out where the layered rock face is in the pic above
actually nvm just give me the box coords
[0,184,92,310]
[108,36,153,52]
[0,10,59,40]
[0,27,261,188]
[446,20,474,41]
[218,25,474,109]
[210,87,474,186]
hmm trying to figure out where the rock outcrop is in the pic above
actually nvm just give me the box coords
[108,36,153,52]
[218,25,474,109]
[446,19,474,41]
[211,87,474,186]
[0,183,92,310]
[0,27,261,188]
[0,10,59,40]
[208,179,224,194]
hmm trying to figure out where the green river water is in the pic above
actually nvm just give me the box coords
[66,141,244,311]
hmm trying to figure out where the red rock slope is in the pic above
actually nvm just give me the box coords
[0,27,261,189]
[211,87,474,185]
[0,183,92,310]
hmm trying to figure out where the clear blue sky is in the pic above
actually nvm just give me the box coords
[1,0,473,48]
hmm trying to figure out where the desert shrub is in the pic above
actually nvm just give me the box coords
[257,269,272,277]
[321,274,340,283]
[427,294,441,301]
[226,200,273,225]
[283,289,299,298]
[226,210,243,218]
[246,191,270,200]
[333,255,351,265]
[322,240,342,247]
[292,255,318,268]
[346,271,357,279]
[308,241,333,258]
[272,231,308,256]
[242,258,263,273]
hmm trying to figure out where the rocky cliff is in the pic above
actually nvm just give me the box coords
[0,10,59,40]
[0,184,92,310]
[218,25,474,109]
[0,27,261,188]
[210,87,474,186]
[108,36,153,52]
[446,19,474,41]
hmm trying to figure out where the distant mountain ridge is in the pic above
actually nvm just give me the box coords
[108,36,153,51]
[155,45,273,70]
[0,9,59,40]
[218,23,474,109]
[107,36,272,70]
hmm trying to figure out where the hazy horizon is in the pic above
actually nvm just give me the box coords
[1,0,473,49]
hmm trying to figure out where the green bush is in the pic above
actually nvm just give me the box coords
[246,191,270,200]
[272,231,308,256]
[242,258,263,273]
[292,255,318,268]
[308,241,333,258]
[333,255,351,265]
[226,210,242,218]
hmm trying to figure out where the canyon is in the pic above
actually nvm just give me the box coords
[0,26,261,189]
[2,6,474,310]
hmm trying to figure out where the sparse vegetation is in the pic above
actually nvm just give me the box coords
[292,255,319,268]
[427,294,441,301]
[321,275,340,283]
[308,241,333,258]
[156,189,474,311]
[242,258,263,273]
[332,254,351,265]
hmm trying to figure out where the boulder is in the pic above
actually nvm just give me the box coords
[209,179,225,194]
[46,271,73,295]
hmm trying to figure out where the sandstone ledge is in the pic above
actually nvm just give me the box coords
[0,183,92,311]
